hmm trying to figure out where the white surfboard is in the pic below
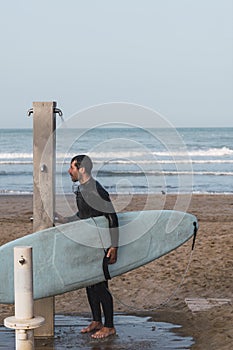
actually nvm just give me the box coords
[0,210,198,304]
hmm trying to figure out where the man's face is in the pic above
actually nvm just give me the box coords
[68,161,80,182]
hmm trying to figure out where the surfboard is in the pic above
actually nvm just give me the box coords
[0,210,198,304]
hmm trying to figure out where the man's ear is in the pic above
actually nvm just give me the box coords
[79,167,85,174]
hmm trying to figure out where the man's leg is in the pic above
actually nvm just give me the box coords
[81,286,103,333]
[91,281,116,339]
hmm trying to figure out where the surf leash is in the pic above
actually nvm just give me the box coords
[107,249,195,313]
[91,216,198,313]
[108,220,198,312]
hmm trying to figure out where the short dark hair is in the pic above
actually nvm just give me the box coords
[71,154,93,174]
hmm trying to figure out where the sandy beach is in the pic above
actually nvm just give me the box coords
[0,193,232,349]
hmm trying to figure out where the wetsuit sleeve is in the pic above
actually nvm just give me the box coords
[96,184,119,248]
[105,209,119,248]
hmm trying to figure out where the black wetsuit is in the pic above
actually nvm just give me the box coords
[75,177,119,328]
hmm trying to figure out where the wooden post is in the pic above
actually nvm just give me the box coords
[32,102,56,337]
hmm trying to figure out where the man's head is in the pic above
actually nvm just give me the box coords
[68,154,93,183]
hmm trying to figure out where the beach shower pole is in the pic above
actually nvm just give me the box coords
[4,246,45,350]
[28,101,61,337]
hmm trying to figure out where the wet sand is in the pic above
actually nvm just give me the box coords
[0,194,233,349]
[0,314,195,349]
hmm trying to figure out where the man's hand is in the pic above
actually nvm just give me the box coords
[106,247,118,264]
[54,213,68,224]
[55,213,79,224]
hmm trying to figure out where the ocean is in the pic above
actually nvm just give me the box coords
[1,127,233,195]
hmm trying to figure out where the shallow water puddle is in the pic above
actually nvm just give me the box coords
[0,314,194,350]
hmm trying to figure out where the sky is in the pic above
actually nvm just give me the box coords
[0,0,232,128]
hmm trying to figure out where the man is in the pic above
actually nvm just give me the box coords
[57,154,119,339]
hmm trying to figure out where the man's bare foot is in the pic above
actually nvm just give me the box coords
[81,321,103,334]
[91,326,116,339]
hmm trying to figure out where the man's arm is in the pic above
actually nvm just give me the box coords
[96,181,119,247]
[106,213,119,247]
[104,211,119,264]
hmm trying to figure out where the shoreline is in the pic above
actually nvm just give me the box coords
[1,191,233,195]
[0,193,233,349]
